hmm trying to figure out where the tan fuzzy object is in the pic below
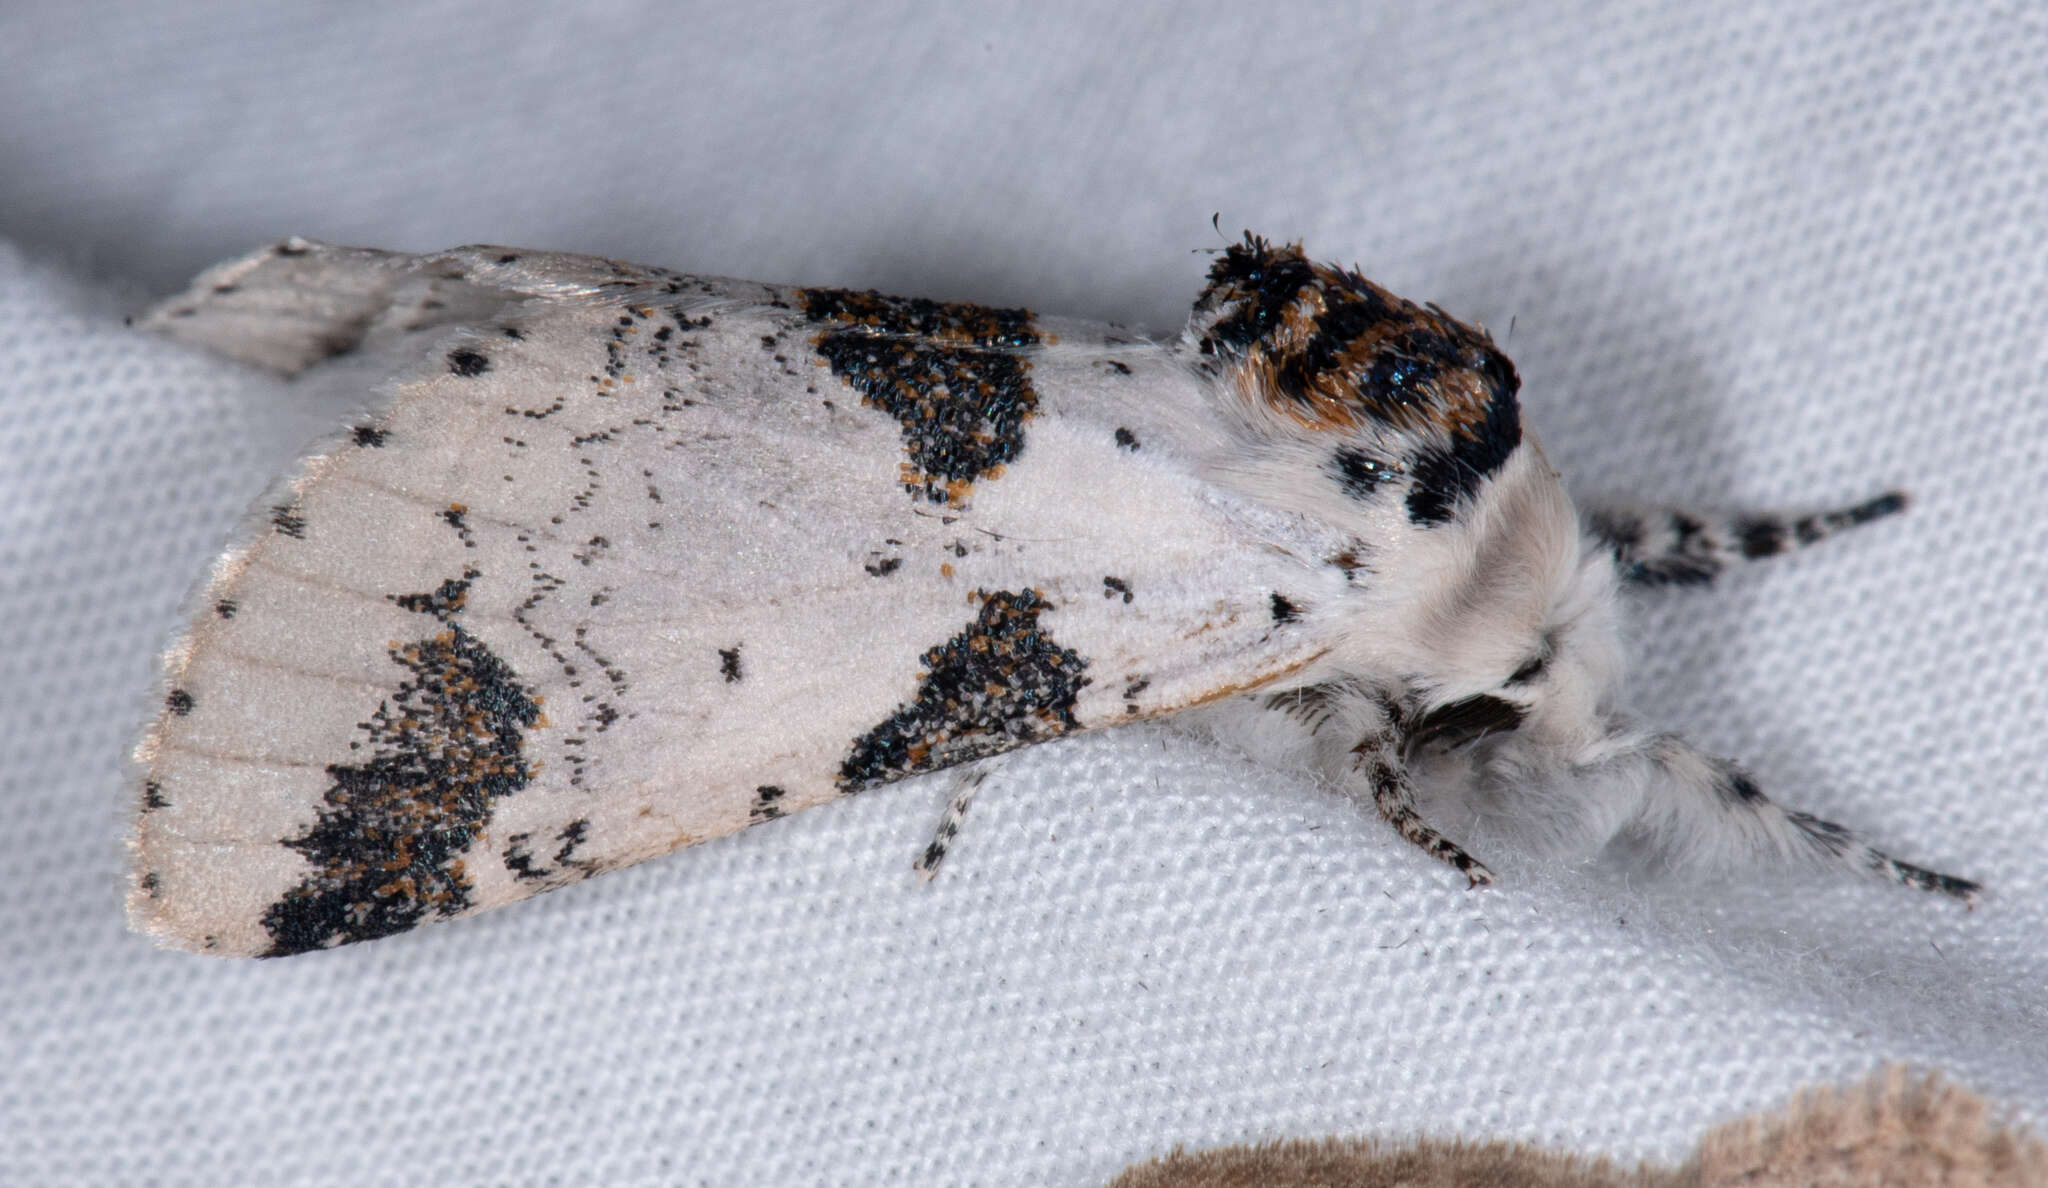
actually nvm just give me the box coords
[1695,1066,2048,1187]
[1111,1068,2046,1188]
[1109,1134,1673,1187]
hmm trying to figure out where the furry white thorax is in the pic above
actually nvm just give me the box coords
[1201,431,1627,815]
[1210,420,1623,745]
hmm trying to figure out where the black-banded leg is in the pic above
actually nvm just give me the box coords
[1585,490,1906,587]
[915,764,994,879]
[1352,717,1497,888]
[1628,734,1979,903]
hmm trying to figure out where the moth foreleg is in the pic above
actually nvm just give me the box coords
[1261,682,1500,887]
[1349,712,1498,888]
[1584,491,1905,588]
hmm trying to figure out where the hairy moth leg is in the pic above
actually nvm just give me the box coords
[915,764,994,879]
[1586,491,1906,587]
[1264,682,1499,887]
[1352,701,1498,888]
[1610,734,1980,903]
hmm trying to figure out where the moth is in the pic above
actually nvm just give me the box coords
[129,234,1978,957]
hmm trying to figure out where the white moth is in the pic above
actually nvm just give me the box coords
[129,235,1977,957]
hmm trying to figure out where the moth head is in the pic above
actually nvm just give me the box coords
[1369,438,1628,760]
[1375,457,1980,900]
[1394,521,1647,858]
[1401,543,1627,763]
[1389,495,1804,877]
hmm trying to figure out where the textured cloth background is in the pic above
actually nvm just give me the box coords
[3,3,2043,1183]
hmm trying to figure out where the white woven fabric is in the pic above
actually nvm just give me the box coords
[3,3,2042,1183]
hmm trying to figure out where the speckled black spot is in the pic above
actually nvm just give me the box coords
[1330,445,1390,501]
[143,781,169,810]
[718,646,743,683]
[800,287,1040,506]
[1114,427,1140,451]
[1670,513,1706,548]
[840,590,1088,790]
[1269,592,1301,623]
[865,557,903,578]
[1328,548,1367,580]
[1406,695,1526,753]
[260,573,542,957]
[1588,508,1713,586]
[1105,360,1131,375]
[501,819,591,884]
[503,835,545,881]
[554,819,589,864]
[214,599,237,620]
[391,570,476,617]
[353,425,388,447]
[1102,576,1133,603]
[1407,357,1522,524]
[749,785,788,825]
[1404,448,1470,525]
[447,348,491,377]
[1586,509,1644,552]
[1848,491,1906,524]
[271,504,307,539]
[165,689,194,716]
[139,871,161,895]
[440,505,475,549]
[1721,769,1767,804]
[1631,512,1719,587]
